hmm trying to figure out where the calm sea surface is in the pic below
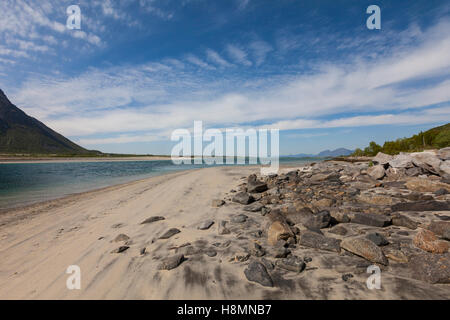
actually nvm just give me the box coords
[0,157,317,210]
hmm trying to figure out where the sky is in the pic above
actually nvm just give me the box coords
[0,0,449,155]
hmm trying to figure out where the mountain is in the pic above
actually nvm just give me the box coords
[0,89,94,155]
[286,148,354,158]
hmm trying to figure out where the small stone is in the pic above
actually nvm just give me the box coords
[111,246,129,253]
[159,228,181,239]
[114,234,130,242]
[218,220,231,235]
[204,249,217,257]
[342,273,354,282]
[243,202,265,212]
[198,220,214,230]
[261,258,275,271]
[267,221,293,246]
[273,247,290,258]
[276,256,306,273]
[328,225,348,236]
[141,216,165,224]
[140,247,146,255]
[231,214,248,223]
[365,233,389,246]
[244,261,273,287]
[251,243,266,257]
[232,252,250,262]
[158,254,185,270]
[212,199,225,207]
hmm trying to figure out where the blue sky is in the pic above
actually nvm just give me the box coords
[0,0,449,155]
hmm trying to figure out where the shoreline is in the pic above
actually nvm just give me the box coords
[0,156,172,164]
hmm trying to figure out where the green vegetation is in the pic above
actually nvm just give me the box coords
[352,123,450,156]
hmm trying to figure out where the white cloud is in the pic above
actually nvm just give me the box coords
[206,49,232,67]
[226,44,252,66]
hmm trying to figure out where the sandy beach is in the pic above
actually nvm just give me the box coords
[0,163,449,300]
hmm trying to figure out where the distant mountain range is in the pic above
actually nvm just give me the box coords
[286,148,354,158]
[0,88,97,155]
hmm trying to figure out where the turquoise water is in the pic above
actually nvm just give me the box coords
[0,157,316,210]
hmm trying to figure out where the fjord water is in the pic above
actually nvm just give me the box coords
[0,157,315,210]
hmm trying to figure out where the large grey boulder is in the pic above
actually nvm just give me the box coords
[437,147,450,160]
[367,164,385,180]
[372,152,393,165]
[389,154,414,168]
[410,151,442,175]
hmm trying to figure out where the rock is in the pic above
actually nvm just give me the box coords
[273,247,291,258]
[244,261,273,287]
[261,258,275,271]
[405,177,450,193]
[141,216,165,224]
[218,220,231,235]
[385,167,406,180]
[391,200,450,212]
[140,247,146,255]
[392,214,418,230]
[114,234,130,242]
[267,221,294,246]
[389,154,414,168]
[411,151,442,175]
[251,243,266,257]
[111,246,129,253]
[383,247,408,263]
[373,152,393,165]
[283,207,314,225]
[409,253,450,284]
[367,165,385,180]
[158,254,185,270]
[299,230,341,252]
[341,237,388,265]
[413,228,449,254]
[303,211,332,229]
[426,221,450,238]
[357,194,400,205]
[159,228,181,239]
[247,176,268,193]
[232,252,251,262]
[342,273,354,282]
[350,212,392,227]
[198,220,214,230]
[440,161,450,176]
[232,192,255,205]
[309,172,340,183]
[437,147,450,160]
[204,249,217,257]
[405,167,423,177]
[212,199,225,207]
[311,198,335,208]
[231,214,248,223]
[328,225,348,236]
[243,202,265,212]
[365,232,389,246]
[276,256,306,273]
[434,188,449,196]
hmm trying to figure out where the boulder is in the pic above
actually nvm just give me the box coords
[392,214,418,230]
[303,211,332,229]
[267,221,294,246]
[405,177,450,193]
[373,152,393,165]
[389,154,414,168]
[232,192,255,205]
[426,220,450,238]
[440,161,450,176]
[410,151,442,175]
[311,198,335,208]
[283,206,314,225]
[391,200,450,212]
[408,253,450,284]
[413,228,449,254]
[299,230,341,252]
[244,261,273,287]
[365,232,389,246]
[350,212,392,227]
[247,180,268,193]
[437,147,450,161]
[367,165,386,180]
[341,237,388,265]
